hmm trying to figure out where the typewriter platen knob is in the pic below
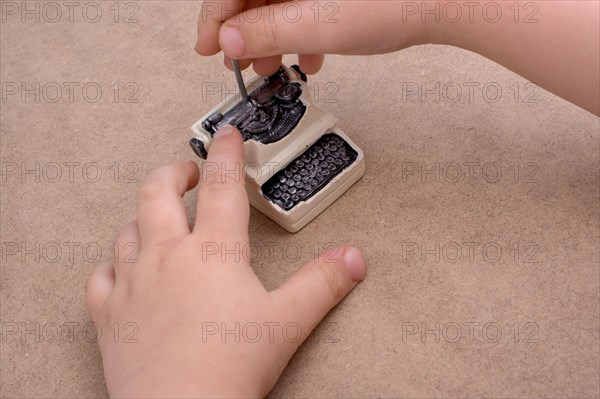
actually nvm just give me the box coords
[189,138,208,159]
[276,83,301,103]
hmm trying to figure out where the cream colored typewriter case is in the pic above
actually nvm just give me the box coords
[191,65,365,233]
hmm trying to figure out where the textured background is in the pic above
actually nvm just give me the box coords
[1,1,599,397]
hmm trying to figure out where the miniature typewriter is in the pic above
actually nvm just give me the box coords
[190,64,365,232]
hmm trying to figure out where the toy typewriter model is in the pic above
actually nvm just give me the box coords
[190,64,365,232]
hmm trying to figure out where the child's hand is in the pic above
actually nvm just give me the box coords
[85,126,367,397]
[195,1,599,115]
[195,1,428,76]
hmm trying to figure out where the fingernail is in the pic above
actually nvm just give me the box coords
[220,25,245,58]
[213,125,235,139]
[343,247,366,281]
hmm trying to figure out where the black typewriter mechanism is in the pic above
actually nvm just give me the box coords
[200,66,307,145]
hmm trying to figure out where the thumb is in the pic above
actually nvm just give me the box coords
[218,2,366,59]
[271,247,367,344]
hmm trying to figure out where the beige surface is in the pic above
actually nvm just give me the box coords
[1,2,599,397]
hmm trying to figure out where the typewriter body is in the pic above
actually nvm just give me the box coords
[190,65,365,232]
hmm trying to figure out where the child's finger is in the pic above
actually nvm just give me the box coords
[195,0,232,56]
[252,55,283,76]
[196,0,267,56]
[194,126,249,238]
[271,247,366,350]
[298,54,325,75]
[85,262,116,321]
[113,220,141,279]
[137,161,200,246]
[224,55,252,71]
